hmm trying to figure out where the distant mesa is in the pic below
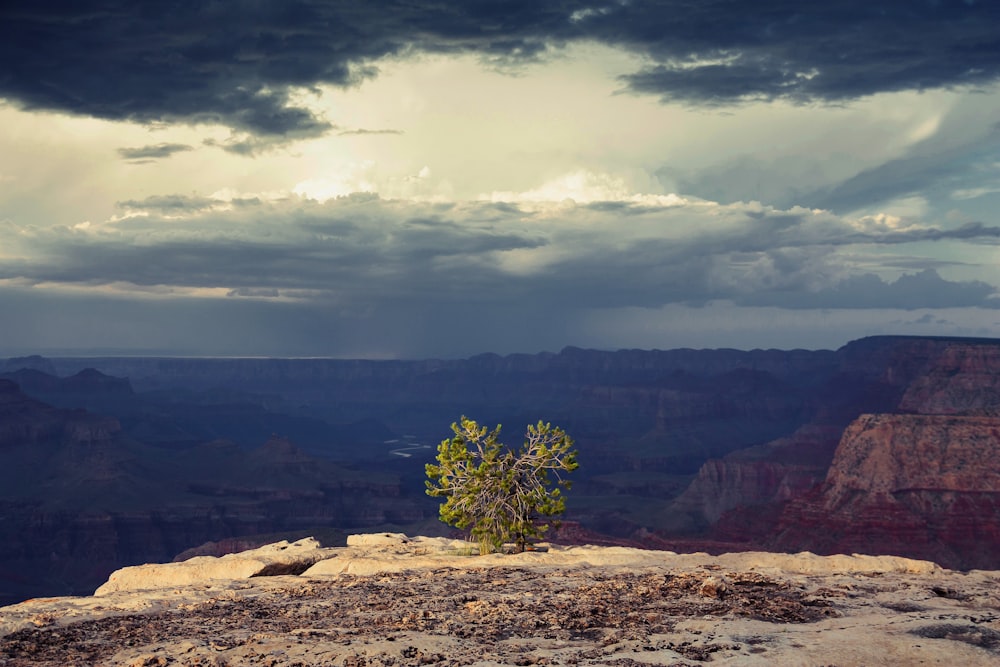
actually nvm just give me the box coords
[2,355,57,375]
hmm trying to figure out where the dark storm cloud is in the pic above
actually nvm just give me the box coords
[0,0,579,139]
[116,143,193,161]
[3,195,999,313]
[608,1,1000,104]
[0,198,547,297]
[2,1,998,142]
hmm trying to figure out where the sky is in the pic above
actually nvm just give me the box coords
[3,1,1000,358]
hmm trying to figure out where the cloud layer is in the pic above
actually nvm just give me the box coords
[4,193,997,313]
[4,2,1000,356]
[3,1,998,141]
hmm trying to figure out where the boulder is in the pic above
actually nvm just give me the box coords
[346,533,411,548]
[95,538,334,595]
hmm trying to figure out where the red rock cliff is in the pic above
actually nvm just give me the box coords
[662,424,841,533]
[769,413,1000,569]
[899,343,1000,415]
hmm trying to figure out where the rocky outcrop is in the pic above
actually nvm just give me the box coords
[769,413,1000,569]
[663,424,842,533]
[8,537,986,667]
[95,538,334,595]
[666,459,824,532]
[823,414,1000,506]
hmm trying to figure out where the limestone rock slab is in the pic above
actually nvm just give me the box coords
[95,538,334,595]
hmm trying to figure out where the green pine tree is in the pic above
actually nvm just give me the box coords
[425,416,578,555]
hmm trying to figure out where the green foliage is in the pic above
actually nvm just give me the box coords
[425,416,578,555]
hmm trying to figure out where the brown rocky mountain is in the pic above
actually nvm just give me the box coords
[766,413,1000,569]
[706,339,1000,569]
[660,423,843,535]
[660,335,950,536]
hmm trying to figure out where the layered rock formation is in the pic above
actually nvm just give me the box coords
[662,424,842,534]
[898,342,1000,415]
[658,335,954,535]
[0,378,120,448]
[704,338,1000,569]
[768,413,1000,569]
[41,345,843,473]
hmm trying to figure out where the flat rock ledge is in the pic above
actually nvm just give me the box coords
[96,532,946,596]
[3,534,1000,666]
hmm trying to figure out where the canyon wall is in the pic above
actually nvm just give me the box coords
[0,379,425,605]
[7,334,1000,602]
[741,340,1000,569]
[768,413,1000,569]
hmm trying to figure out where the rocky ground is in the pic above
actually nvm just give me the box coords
[2,535,1000,666]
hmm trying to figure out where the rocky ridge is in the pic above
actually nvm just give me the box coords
[0,378,120,448]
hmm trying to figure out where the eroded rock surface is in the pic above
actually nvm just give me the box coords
[769,413,1000,569]
[95,538,335,595]
[2,536,998,666]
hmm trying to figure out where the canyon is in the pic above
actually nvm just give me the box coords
[3,334,1000,603]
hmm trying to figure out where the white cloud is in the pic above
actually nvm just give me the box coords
[483,170,650,204]
[847,195,930,221]
[951,185,1000,201]
[906,114,943,144]
[293,161,379,201]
